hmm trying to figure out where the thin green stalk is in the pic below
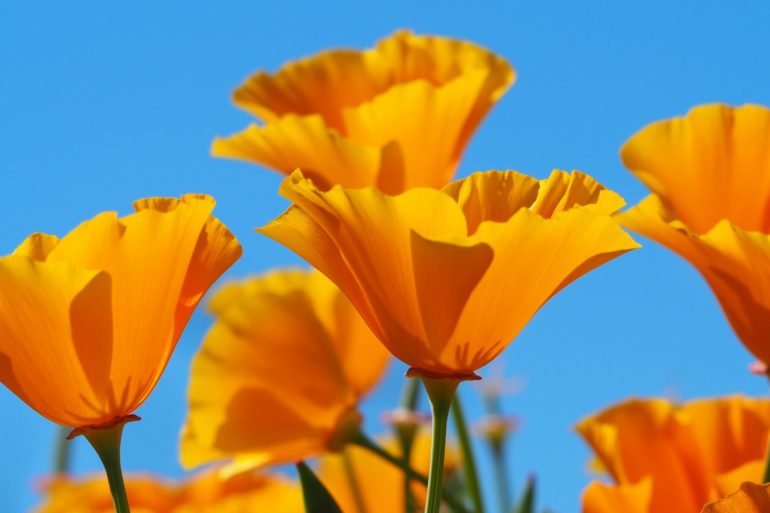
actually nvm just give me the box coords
[351,431,470,513]
[491,440,511,513]
[763,442,770,483]
[80,418,136,513]
[421,376,459,513]
[396,378,421,513]
[53,425,71,474]
[451,396,484,513]
[342,449,369,513]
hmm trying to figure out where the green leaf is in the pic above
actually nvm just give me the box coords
[513,475,535,513]
[297,461,344,513]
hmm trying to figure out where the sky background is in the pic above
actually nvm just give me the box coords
[2,2,770,512]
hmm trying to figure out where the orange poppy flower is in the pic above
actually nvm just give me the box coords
[34,468,301,513]
[0,195,241,429]
[318,430,460,513]
[180,269,389,470]
[618,104,770,365]
[577,396,770,513]
[212,30,514,193]
[257,169,638,379]
[702,482,770,513]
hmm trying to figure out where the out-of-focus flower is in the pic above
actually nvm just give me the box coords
[577,396,770,513]
[702,482,770,513]
[258,169,638,379]
[34,468,301,513]
[181,269,390,470]
[318,430,460,513]
[0,195,240,429]
[212,30,515,193]
[474,415,519,444]
[618,104,770,365]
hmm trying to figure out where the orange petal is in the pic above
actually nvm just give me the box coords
[621,104,770,233]
[702,482,770,513]
[181,269,388,469]
[582,479,653,513]
[0,256,113,426]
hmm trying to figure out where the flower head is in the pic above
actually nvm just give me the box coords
[577,396,770,513]
[180,268,389,470]
[213,31,514,193]
[258,169,638,378]
[34,468,301,513]
[0,195,240,429]
[618,104,770,364]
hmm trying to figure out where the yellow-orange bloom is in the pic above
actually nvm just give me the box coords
[34,468,301,513]
[318,430,460,513]
[577,396,770,513]
[180,269,389,470]
[702,482,770,513]
[258,169,638,378]
[0,195,240,429]
[618,104,770,365]
[213,30,514,193]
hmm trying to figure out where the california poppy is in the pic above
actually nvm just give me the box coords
[181,269,389,471]
[212,31,514,193]
[258,169,638,379]
[0,194,241,429]
[577,396,770,513]
[618,104,770,365]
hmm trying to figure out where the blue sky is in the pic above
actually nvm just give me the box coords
[2,2,770,512]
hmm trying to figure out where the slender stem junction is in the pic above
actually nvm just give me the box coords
[53,425,72,474]
[420,375,460,513]
[78,416,138,513]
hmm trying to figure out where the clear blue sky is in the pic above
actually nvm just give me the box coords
[2,2,770,512]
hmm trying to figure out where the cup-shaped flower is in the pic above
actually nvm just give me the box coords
[577,396,770,513]
[702,482,770,513]
[618,104,770,365]
[257,169,638,378]
[35,468,301,513]
[212,31,514,193]
[318,430,460,513]
[180,269,390,470]
[0,195,241,429]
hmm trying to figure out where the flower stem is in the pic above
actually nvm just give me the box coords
[421,376,459,513]
[396,378,421,513]
[351,431,469,513]
[81,420,133,513]
[491,439,511,513]
[763,441,770,483]
[451,396,485,513]
[53,425,71,474]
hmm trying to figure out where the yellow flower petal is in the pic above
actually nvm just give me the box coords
[181,269,389,469]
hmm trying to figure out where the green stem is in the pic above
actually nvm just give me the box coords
[763,441,770,483]
[491,440,511,513]
[53,425,71,474]
[396,378,421,513]
[82,421,132,513]
[422,376,459,513]
[351,432,469,513]
[451,396,485,513]
[342,449,369,513]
